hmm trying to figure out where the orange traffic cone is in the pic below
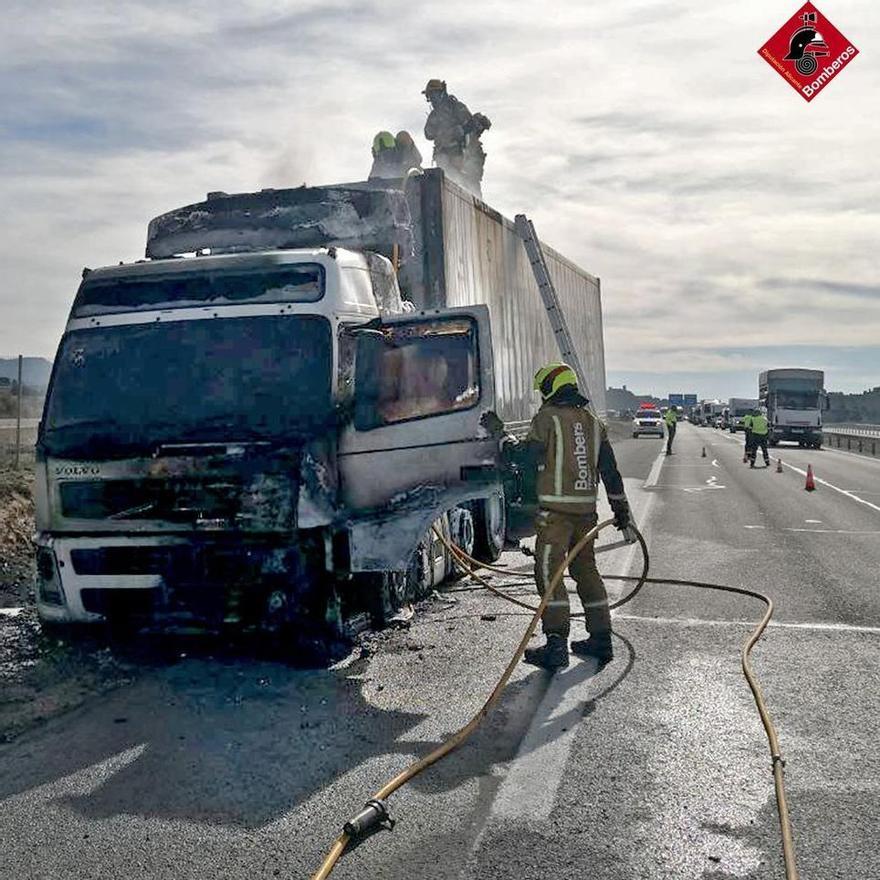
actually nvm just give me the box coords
[776,458,783,473]
[805,464,816,491]
[701,446,707,458]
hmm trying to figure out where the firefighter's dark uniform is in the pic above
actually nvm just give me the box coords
[520,380,630,667]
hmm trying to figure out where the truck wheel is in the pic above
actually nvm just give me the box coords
[632,432,639,439]
[473,492,506,563]
[448,507,475,580]
[366,571,409,628]
[406,539,434,602]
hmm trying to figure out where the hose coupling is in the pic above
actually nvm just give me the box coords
[343,798,395,837]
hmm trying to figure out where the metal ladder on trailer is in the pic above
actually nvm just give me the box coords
[513,214,595,411]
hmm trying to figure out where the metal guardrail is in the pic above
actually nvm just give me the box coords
[823,427,880,457]
[823,423,880,438]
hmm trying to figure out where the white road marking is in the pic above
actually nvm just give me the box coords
[712,458,720,468]
[715,431,880,515]
[683,474,726,493]
[784,528,880,535]
[779,461,880,514]
[487,448,670,823]
[615,613,880,635]
[644,450,667,489]
[489,655,600,820]
[805,519,822,523]
[743,525,766,530]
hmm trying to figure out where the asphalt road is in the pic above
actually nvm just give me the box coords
[1,423,878,879]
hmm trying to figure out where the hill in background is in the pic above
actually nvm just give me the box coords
[0,358,52,387]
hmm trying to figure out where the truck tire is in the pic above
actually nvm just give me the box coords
[632,432,639,438]
[473,492,506,563]
[365,571,409,628]
[448,507,475,580]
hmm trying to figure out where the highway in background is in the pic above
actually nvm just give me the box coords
[1,423,878,879]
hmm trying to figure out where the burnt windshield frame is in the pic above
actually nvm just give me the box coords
[71,263,325,318]
[41,314,333,457]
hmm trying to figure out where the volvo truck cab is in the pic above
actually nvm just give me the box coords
[35,248,500,631]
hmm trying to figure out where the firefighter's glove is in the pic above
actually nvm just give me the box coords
[611,503,631,531]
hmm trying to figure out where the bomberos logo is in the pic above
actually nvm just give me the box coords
[758,2,859,102]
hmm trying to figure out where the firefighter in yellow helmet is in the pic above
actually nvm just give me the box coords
[518,364,631,669]
[369,131,400,180]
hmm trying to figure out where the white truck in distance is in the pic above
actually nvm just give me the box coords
[728,398,760,432]
[759,369,825,448]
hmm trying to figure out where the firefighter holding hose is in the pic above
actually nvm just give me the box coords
[516,364,631,670]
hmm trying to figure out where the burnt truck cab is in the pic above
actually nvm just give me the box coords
[35,247,501,628]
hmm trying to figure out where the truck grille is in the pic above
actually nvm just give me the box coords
[60,478,244,522]
[70,544,271,577]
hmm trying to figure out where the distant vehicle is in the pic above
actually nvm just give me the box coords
[720,407,731,430]
[633,406,664,438]
[728,397,760,432]
[759,369,825,448]
[696,399,724,426]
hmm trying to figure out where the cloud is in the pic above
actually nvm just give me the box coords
[0,0,877,399]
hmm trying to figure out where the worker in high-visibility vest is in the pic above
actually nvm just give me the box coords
[741,411,754,463]
[748,408,771,468]
[663,406,678,455]
[513,363,631,670]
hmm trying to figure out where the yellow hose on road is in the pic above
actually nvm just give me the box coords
[312,522,799,880]
[439,532,799,880]
[310,519,616,880]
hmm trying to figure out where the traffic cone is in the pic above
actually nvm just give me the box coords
[805,464,816,491]
[776,458,783,473]
[701,446,706,458]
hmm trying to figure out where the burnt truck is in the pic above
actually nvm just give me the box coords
[34,169,606,633]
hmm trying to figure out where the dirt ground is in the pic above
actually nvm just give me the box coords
[0,465,137,742]
[0,465,35,608]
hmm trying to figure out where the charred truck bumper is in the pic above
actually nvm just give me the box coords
[35,532,326,627]
[35,446,335,627]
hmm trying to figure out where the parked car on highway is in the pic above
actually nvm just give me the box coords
[633,406,664,438]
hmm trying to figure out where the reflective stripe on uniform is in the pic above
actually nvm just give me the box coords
[541,543,552,590]
[592,417,601,469]
[539,494,597,504]
[606,492,627,501]
[552,415,564,496]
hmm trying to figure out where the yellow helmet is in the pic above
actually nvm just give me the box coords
[372,131,396,155]
[534,363,578,400]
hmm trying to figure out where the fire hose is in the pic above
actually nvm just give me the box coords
[311,520,799,880]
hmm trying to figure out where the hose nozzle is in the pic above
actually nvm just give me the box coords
[343,798,395,837]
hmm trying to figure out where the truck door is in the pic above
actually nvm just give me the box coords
[338,306,499,514]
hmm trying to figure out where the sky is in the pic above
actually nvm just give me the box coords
[0,0,877,399]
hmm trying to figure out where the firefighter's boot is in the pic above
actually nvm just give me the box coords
[570,633,613,664]
[523,634,569,670]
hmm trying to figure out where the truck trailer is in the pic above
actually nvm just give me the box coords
[759,368,825,448]
[34,170,607,633]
